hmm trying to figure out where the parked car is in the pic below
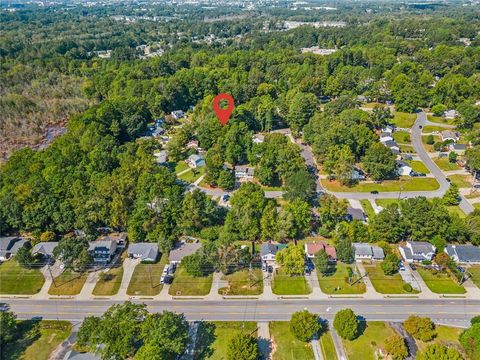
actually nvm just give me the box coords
[409,264,416,271]
[370,190,379,194]
[399,264,406,271]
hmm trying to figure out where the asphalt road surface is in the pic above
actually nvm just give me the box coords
[3,298,479,327]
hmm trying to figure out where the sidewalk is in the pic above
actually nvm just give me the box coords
[330,329,347,360]
[260,272,275,300]
[77,270,101,300]
[257,322,272,360]
[205,272,223,300]
[308,269,327,299]
[410,269,436,299]
[311,339,324,360]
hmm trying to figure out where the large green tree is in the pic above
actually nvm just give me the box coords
[290,310,322,342]
[333,309,359,340]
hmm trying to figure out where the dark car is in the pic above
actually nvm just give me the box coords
[409,263,416,271]
[419,125,423,129]
[163,275,173,284]
[446,178,451,182]
[370,190,379,194]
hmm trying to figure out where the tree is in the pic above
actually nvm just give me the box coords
[448,151,457,164]
[431,104,447,116]
[459,323,480,360]
[287,92,318,134]
[314,250,330,276]
[15,246,36,268]
[281,200,311,241]
[275,245,305,276]
[333,309,359,340]
[443,184,460,206]
[416,344,462,360]
[325,146,355,185]
[362,143,397,180]
[226,333,260,360]
[336,235,354,264]
[283,169,316,204]
[53,236,91,272]
[369,204,405,243]
[317,195,348,232]
[381,253,399,275]
[434,252,450,268]
[0,311,17,347]
[182,252,213,277]
[426,135,435,145]
[290,310,322,342]
[385,334,408,360]
[404,315,436,342]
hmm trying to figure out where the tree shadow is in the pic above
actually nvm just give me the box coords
[193,322,216,360]
[257,336,272,360]
[356,318,368,339]
[1,320,41,360]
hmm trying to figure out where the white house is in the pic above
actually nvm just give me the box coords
[445,245,480,265]
[252,134,265,144]
[261,243,287,270]
[443,109,458,120]
[186,154,205,168]
[399,241,436,263]
[380,132,393,143]
[396,160,413,177]
[171,110,185,120]
[381,125,394,134]
[353,243,385,261]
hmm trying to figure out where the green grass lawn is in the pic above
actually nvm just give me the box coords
[447,174,472,188]
[399,144,415,153]
[427,115,456,126]
[434,157,462,171]
[475,203,480,210]
[92,265,124,296]
[272,268,311,295]
[416,325,463,353]
[446,206,466,218]
[194,321,257,360]
[0,260,45,294]
[375,199,400,208]
[364,263,418,294]
[127,254,168,296]
[2,320,72,360]
[342,322,396,360]
[392,112,416,128]
[321,177,439,192]
[169,265,213,296]
[175,161,190,174]
[423,125,450,133]
[469,266,480,288]
[270,322,314,360]
[320,331,337,360]
[409,160,430,173]
[178,166,205,183]
[393,131,411,144]
[48,270,87,295]
[417,268,466,294]
[360,200,375,219]
[422,135,440,152]
[317,262,366,294]
[219,269,263,295]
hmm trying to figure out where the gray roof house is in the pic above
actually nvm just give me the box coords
[234,165,255,180]
[63,350,100,360]
[169,241,202,264]
[186,154,205,168]
[441,130,459,142]
[0,237,30,261]
[88,240,117,264]
[32,242,58,258]
[353,243,384,261]
[445,245,480,264]
[346,207,367,223]
[399,241,436,263]
[128,243,159,262]
[260,243,288,269]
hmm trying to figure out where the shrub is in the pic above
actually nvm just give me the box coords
[226,333,260,360]
[403,283,413,292]
[404,315,435,342]
[426,135,435,145]
[385,334,408,360]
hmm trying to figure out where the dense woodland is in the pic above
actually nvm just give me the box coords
[1,1,480,255]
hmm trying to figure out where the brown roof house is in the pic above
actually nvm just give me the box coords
[305,241,337,262]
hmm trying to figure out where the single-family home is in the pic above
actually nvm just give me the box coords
[381,125,394,134]
[383,140,400,153]
[396,160,413,177]
[448,143,467,155]
[353,243,385,261]
[380,132,393,143]
[88,240,117,264]
[445,245,480,265]
[186,140,199,150]
[0,237,30,262]
[346,207,367,223]
[153,150,168,165]
[441,130,460,142]
[261,243,287,270]
[32,242,58,260]
[443,109,458,120]
[219,193,230,207]
[399,241,436,263]
[97,233,127,248]
[171,110,185,120]
[186,154,205,168]
[305,242,336,262]
[350,168,366,181]
[63,350,101,360]
[128,243,159,262]
[252,134,265,144]
[234,165,255,181]
[169,241,202,264]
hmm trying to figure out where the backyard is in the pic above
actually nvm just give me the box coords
[417,268,466,294]
[271,268,311,295]
[317,262,366,294]
[92,265,124,296]
[219,268,263,296]
[127,254,168,296]
[169,265,213,296]
[48,270,88,295]
[0,260,45,295]
[270,321,315,360]
[342,322,396,360]
[363,263,418,294]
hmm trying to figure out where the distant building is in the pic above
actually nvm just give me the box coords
[128,243,159,262]
[399,241,436,263]
[0,237,30,262]
[305,242,336,262]
[252,134,265,144]
[234,165,255,180]
[445,245,480,265]
[353,243,385,261]
[186,140,199,150]
[186,154,205,168]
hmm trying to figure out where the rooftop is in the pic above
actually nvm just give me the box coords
[169,241,202,262]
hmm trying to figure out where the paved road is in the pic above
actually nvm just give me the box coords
[3,298,478,327]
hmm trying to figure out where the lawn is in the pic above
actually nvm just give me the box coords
[272,268,311,295]
[409,160,430,174]
[320,331,337,360]
[423,125,450,133]
[417,268,466,294]
[375,199,400,208]
[178,166,205,183]
[317,262,366,294]
[399,144,415,153]
[364,263,418,294]
[48,270,88,295]
[169,265,213,296]
[92,265,124,296]
[342,322,396,360]
[175,161,190,174]
[416,325,463,353]
[469,265,480,288]
[422,135,440,152]
[360,200,375,219]
[219,269,263,295]
[2,320,72,360]
[0,260,45,295]
[475,203,480,210]
[393,131,411,144]
[270,321,314,360]
[447,174,472,188]
[434,157,462,171]
[446,206,466,218]
[321,177,439,192]
[427,115,456,126]
[127,254,168,296]
[391,112,416,128]
[194,321,257,360]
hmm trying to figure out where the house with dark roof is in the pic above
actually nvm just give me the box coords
[353,243,384,261]
[128,243,159,262]
[32,242,58,260]
[0,237,30,262]
[305,242,336,262]
[445,245,480,264]
[346,207,367,223]
[399,241,436,263]
[448,143,467,155]
[261,243,287,270]
[88,240,117,264]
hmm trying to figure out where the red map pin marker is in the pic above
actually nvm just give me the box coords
[213,93,234,126]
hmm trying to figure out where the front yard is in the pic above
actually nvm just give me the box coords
[317,262,366,294]
[321,177,439,193]
[169,265,213,296]
[270,321,314,360]
[364,263,418,294]
[415,325,464,354]
[271,268,311,295]
[92,265,124,296]
[468,265,480,288]
[2,320,72,360]
[447,174,472,188]
[417,268,466,294]
[342,322,396,360]
[48,270,88,295]
[178,166,205,183]
[0,260,45,295]
[127,254,168,296]
[219,268,263,295]
[391,112,416,128]
[360,200,375,219]
[434,157,462,171]
[409,160,430,174]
